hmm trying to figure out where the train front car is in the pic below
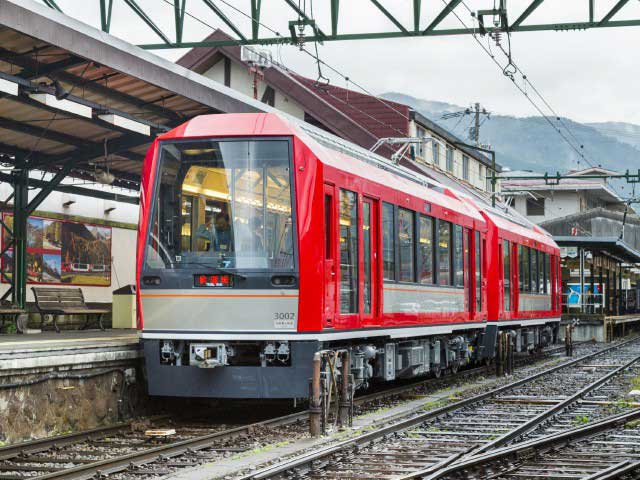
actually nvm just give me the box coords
[137,112,495,399]
[137,114,313,398]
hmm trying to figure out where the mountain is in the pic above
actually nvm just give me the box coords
[382,92,640,173]
[586,122,640,150]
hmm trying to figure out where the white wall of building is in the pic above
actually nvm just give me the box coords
[0,176,139,303]
[203,61,306,119]
[409,121,496,193]
[511,191,581,224]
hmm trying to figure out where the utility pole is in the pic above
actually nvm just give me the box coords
[441,103,490,146]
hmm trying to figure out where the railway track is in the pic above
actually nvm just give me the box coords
[239,337,640,480]
[0,341,593,479]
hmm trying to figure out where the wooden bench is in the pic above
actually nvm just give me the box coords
[0,307,26,333]
[32,287,110,333]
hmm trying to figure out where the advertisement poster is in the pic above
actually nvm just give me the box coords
[1,214,111,286]
[566,283,605,307]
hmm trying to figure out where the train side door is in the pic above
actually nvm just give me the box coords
[323,184,337,327]
[362,197,380,326]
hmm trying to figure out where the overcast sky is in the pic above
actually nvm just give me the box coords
[48,0,640,125]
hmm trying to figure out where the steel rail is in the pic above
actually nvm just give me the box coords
[240,337,637,480]
[0,341,584,479]
[399,349,640,479]
[422,408,640,479]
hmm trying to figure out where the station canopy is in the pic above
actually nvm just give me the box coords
[0,0,266,200]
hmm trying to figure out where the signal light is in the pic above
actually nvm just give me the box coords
[210,275,219,284]
[198,275,207,286]
[220,275,230,286]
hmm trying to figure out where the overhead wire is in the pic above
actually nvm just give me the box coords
[442,0,596,169]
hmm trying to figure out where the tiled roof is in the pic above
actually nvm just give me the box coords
[291,75,410,139]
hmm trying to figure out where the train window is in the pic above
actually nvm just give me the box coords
[398,208,415,282]
[454,224,464,287]
[146,139,294,271]
[418,215,434,284]
[438,221,451,286]
[545,253,552,294]
[475,231,482,311]
[339,189,358,314]
[519,245,530,293]
[503,240,511,311]
[324,194,332,260]
[531,249,539,294]
[363,202,372,314]
[382,202,395,281]
[538,252,544,293]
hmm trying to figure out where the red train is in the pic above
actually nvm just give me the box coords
[137,112,561,398]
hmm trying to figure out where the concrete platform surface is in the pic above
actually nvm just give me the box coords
[0,329,141,371]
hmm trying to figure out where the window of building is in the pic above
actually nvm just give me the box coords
[419,215,434,284]
[486,170,493,192]
[504,240,511,311]
[454,224,464,286]
[446,146,454,172]
[339,189,358,313]
[415,126,426,158]
[382,202,395,280]
[432,142,440,167]
[475,231,482,311]
[438,220,451,285]
[479,164,484,182]
[462,155,469,181]
[526,197,545,216]
[398,208,415,282]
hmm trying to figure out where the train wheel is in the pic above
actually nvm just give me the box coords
[433,367,441,378]
[450,362,459,375]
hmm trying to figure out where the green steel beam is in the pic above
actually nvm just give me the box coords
[589,0,595,23]
[600,0,630,25]
[202,0,247,41]
[174,0,186,44]
[413,0,421,32]
[511,0,545,29]
[283,0,326,38]
[138,17,640,49]
[123,0,171,45]
[331,0,340,36]
[25,159,76,216]
[251,0,262,40]
[12,166,28,309]
[100,0,114,33]
[369,0,409,34]
[424,0,462,33]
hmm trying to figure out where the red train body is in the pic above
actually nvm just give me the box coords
[137,113,561,398]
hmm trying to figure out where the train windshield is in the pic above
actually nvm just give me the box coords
[146,139,295,271]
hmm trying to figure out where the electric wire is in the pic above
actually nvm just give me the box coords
[445,0,596,169]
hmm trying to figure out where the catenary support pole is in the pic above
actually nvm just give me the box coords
[309,352,322,437]
[339,350,351,428]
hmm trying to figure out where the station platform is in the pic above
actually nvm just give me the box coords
[0,329,141,372]
[0,329,144,444]
[559,313,640,342]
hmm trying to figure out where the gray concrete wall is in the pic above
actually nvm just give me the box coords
[0,340,143,444]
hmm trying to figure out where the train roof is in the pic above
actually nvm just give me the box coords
[159,112,557,250]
